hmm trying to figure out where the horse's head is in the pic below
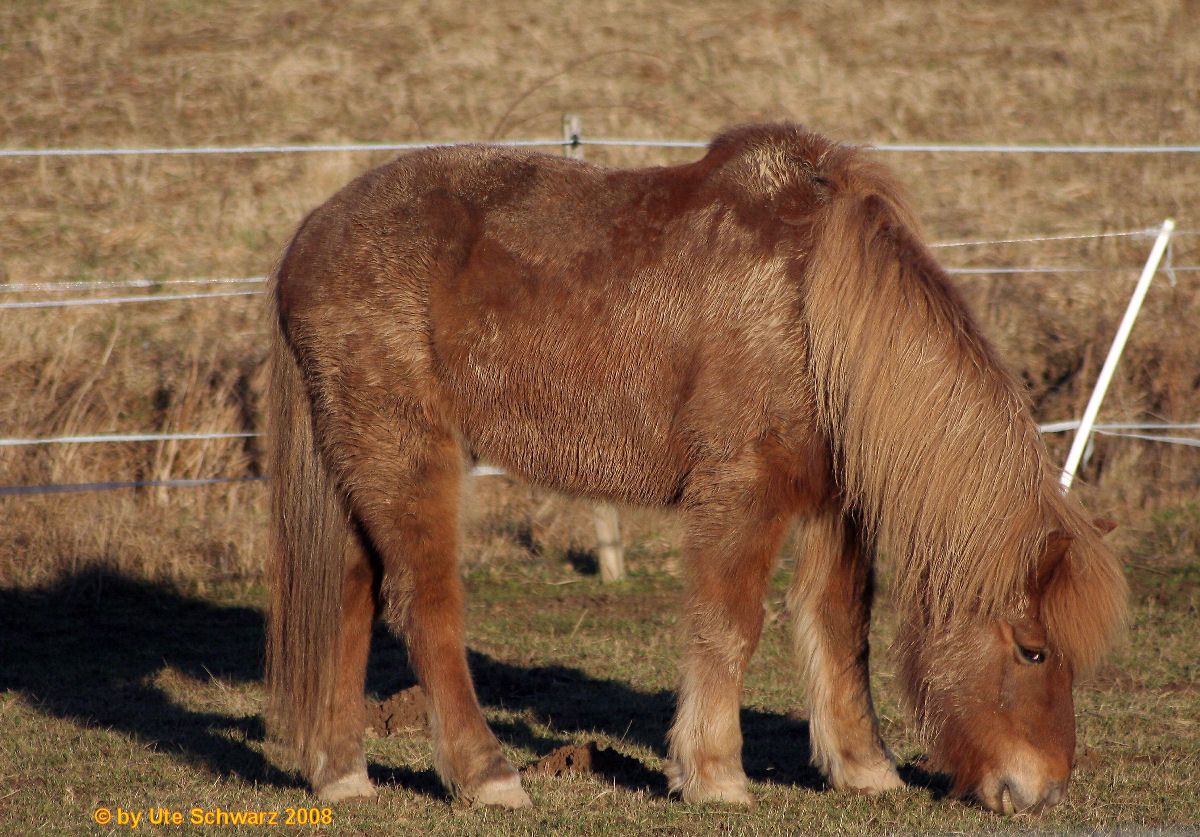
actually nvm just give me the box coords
[901,520,1122,814]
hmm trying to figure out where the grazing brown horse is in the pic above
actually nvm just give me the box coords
[265,124,1126,814]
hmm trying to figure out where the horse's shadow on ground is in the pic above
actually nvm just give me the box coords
[1,569,930,801]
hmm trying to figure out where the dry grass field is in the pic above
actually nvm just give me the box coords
[1,1,1198,833]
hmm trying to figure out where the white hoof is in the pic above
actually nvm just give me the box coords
[667,762,755,806]
[682,780,754,806]
[470,773,532,809]
[317,771,376,803]
[829,759,905,794]
[686,781,748,801]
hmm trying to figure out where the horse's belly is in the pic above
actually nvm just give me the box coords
[442,341,691,505]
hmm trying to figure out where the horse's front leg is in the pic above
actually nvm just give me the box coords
[787,511,903,793]
[666,467,793,804]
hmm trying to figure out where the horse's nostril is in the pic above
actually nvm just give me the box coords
[997,779,1047,814]
[999,783,1017,815]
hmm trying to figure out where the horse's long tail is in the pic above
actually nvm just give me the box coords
[801,155,1050,627]
[265,288,350,780]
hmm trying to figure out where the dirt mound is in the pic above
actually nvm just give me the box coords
[523,741,648,782]
[366,686,428,736]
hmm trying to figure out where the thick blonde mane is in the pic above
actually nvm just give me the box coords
[780,132,1127,674]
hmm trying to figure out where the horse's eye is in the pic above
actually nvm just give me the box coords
[1016,644,1047,665]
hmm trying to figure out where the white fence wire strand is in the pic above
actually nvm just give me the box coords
[582,139,1200,154]
[0,289,263,310]
[0,465,509,497]
[4,423,1196,449]
[929,228,1158,248]
[870,143,1200,154]
[0,138,570,158]
[6,262,1195,309]
[16,266,1195,298]
[949,266,1128,276]
[0,431,258,447]
[1094,430,1200,447]
[1039,420,1200,434]
[7,229,1192,308]
[1,422,1194,497]
[0,475,268,497]
[6,138,1200,159]
[0,277,267,294]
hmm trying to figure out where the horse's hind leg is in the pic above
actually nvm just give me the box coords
[325,406,530,808]
[666,459,793,804]
[787,511,902,792]
[316,535,378,801]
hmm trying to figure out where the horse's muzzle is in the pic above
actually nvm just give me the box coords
[980,775,1067,815]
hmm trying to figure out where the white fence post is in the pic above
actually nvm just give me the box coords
[592,503,625,583]
[562,113,583,161]
[1060,218,1176,490]
[562,113,626,581]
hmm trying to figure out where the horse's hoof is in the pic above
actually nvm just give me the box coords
[831,761,905,794]
[683,784,755,806]
[677,776,755,806]
[316,771,376,803]
[470,773,532,809]
[667,759,755,806]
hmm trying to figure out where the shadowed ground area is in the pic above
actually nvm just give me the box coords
[2,563,1196,833]
[0,572,282,786]
[0,569,823,804]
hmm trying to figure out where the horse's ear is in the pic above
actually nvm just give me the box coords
[1092,517,1118,536]
[1032,530,1073,593]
